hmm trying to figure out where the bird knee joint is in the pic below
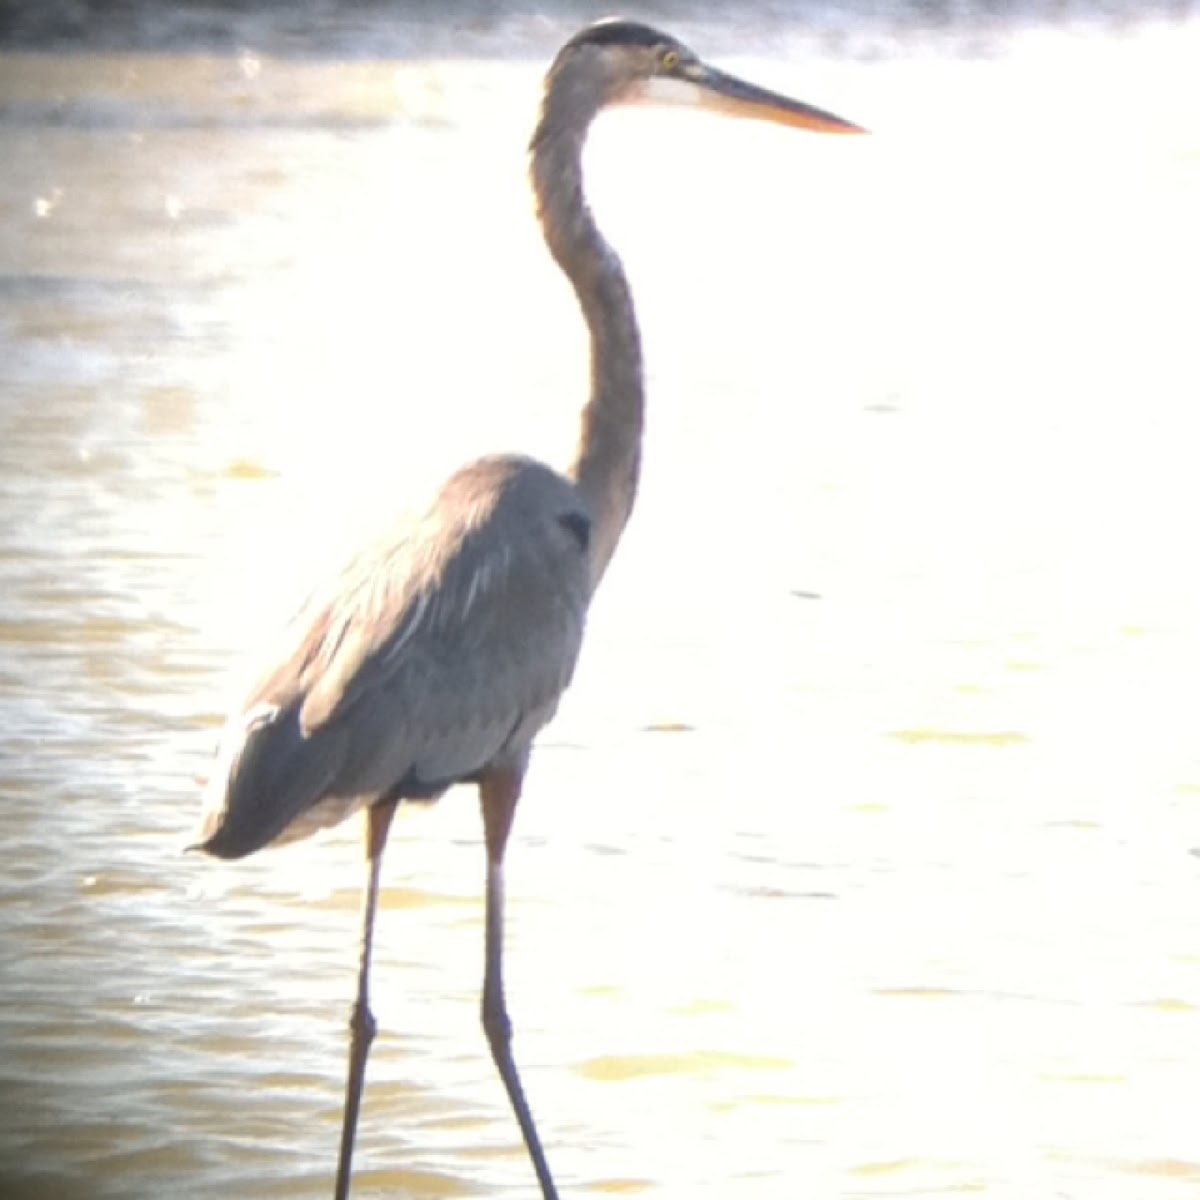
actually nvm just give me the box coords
[350,1000,377,1043]
[482,1001,513,1049]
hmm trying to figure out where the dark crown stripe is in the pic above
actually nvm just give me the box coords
[562,20,670,52]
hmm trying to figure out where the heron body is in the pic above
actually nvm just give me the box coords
[200,455,591,857]
[195,18,862,1200]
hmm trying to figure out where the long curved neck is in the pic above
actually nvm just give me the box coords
[531,98,643,591]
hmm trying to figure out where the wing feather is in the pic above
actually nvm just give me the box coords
[198,456,593,858]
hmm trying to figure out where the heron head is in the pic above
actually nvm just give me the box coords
[547,19,866,136]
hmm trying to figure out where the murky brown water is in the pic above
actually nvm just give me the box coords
[3,10,1200,1200]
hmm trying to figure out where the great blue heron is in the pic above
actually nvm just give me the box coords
[194,18,863,1200]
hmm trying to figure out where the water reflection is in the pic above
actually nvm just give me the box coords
[2,7,1200,1199]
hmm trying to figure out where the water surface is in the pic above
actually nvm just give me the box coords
[2,9,1200,1199]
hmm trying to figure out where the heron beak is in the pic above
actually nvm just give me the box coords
[690,64,866,135]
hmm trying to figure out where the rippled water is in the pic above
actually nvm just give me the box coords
[3,8,1200,1199]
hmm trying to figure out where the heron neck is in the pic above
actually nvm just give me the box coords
[530,114,644,591]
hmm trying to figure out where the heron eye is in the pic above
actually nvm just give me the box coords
[659,48,680,71]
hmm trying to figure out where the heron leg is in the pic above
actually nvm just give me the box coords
[333,798,399,1200]
[479,767,559,1200]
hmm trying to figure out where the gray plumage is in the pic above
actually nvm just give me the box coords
[198,456,590,857]
[193,18,862,1200]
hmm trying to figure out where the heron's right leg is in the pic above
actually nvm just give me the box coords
[479,767,559,1200]
[333,798,398,1200]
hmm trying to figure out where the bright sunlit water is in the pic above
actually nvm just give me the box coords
[2,7,1199,1199]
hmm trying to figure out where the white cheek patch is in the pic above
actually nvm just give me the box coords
[626,76,704,108]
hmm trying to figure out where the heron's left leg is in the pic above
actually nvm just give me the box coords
[479,767,559,1200]
[333,797,398,1200]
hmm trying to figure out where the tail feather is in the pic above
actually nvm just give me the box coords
[193,702,345,859]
